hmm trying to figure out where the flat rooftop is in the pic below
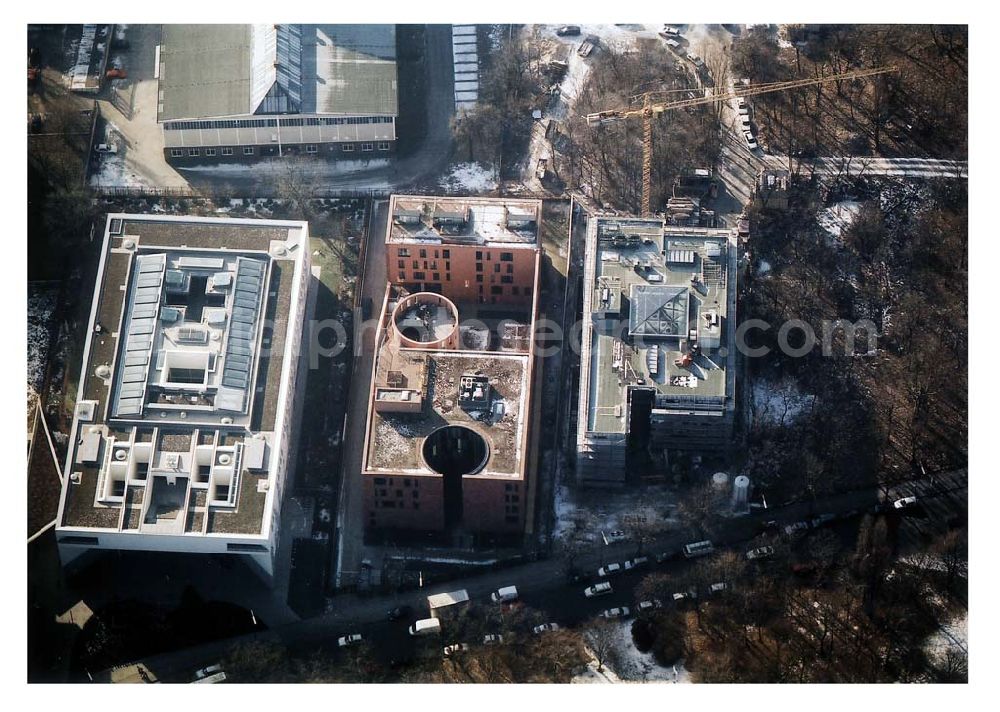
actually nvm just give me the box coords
[366,304,533,478]
[57,215,309,539]
[582,218,739,435]
[388,196,541,248]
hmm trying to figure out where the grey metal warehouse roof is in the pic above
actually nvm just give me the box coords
[158,24,398,122]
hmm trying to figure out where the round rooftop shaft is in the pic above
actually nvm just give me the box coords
[422,425,489,477]
[391,292,460,350]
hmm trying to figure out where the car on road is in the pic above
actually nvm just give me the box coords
[744,131,759,150]
[662,38,682,50]
[810,513,837,528]
[577,36,599,58]
[738,113,751,130]
[600,606,631,619]
[533,623,560,634]
[387,605,413,622]
[637,599,662,613]
[337,633,363,648]
[585,582,613,597]
[683,540,715,558]
[746,545,775,561]
[94,142,118,155]
[556,25,581,36]
[491,585,519,603]
[623,556,649,571]
[655,550,678,564]
[483,634,504,646]
[194,664,223,680]
[602,530,628,545]
[598,563,622,577]
[784,521,810,536]
[893,496,919,510]
[662,25,681,36]
[443,643,469,657]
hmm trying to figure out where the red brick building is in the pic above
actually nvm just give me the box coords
[361,196,542,543]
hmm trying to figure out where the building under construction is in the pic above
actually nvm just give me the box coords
[575,217,739,486]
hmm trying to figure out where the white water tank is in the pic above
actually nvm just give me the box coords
[732,475,750,512]
[712,471,729,491]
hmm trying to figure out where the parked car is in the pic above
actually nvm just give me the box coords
[784,521,810,536]
[584,582,613,597]
[602,530,627,545]
[556,25,581,36]
[337,633,362,648]
[443,643,469,657]
[600,606,631,619]
[810,513,837,528]
[194,664,223,680]
[491,585,519,603]
[533,623,560,634]
[893,496,919,510]
[409,618,442,637]
[662,38,682,49]
[744,131,759,150]
[655,550,678,564]
[387,605,413,622]
[746,545,775,561]
[94,142,118,155]
[637,599,662,613]
[598,563,622,577]
[623,556,649,571]
[662,25,681,36]
[672,590,697,602]
[483,634,504,646]
[709,582,727,594]
[105,67,128,79]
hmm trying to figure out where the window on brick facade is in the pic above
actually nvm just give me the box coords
[476,274,483,283]
[398,248,410,257]
[501,275,513,284]
[413,271,425,280]
[501,252,513,261]
[491,286,503,295]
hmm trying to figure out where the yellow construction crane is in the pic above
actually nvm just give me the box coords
[585,65,898,216]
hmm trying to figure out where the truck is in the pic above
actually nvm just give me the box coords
[409,618,442,637]
[427,589,470,618]
[491,585,519,603]
[683,540,715,558]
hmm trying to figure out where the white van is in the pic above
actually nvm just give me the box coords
[491,585,519,603]
[409,618,442,637]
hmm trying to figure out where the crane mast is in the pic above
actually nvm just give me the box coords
[586,65,898,216]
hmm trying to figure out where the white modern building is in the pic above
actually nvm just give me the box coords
[55,214,311,579]
[575,217,740,486]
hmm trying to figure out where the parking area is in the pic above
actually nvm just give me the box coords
[91,24,188,188]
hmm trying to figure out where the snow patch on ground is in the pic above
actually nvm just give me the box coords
[554,483,677,547]
[924,612,968,664]
[27,285,59,427]
[752,377,814,427]
[440,162,498,193]
[817,200,862,242]
[573,623,689,683]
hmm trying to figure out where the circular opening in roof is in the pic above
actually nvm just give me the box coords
[421,425,489,477]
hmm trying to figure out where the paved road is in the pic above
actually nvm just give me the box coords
[333,199,389,588]
[181,25,456,194]
[761,155,968,179]
[102,468,965,682]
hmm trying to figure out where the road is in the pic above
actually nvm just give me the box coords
[181,25,456,195]
[100,468,965,682]
[333,199,389,589]
[760,155,968,179]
